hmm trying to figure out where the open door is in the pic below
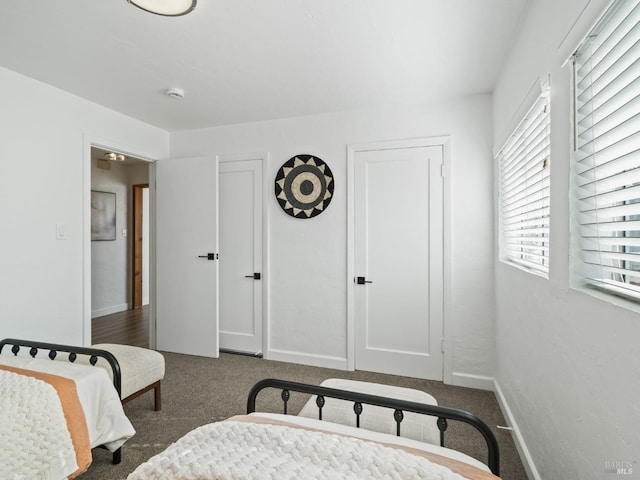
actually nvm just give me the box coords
[155,156,219,358]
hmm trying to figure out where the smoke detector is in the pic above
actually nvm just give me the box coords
[166,88,185,99]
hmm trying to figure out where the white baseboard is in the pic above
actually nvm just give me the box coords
[266,349,348,370]
[450,372,495,391]
[493,379,541,480]
[91,303,129,318]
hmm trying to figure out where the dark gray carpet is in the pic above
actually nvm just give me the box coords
[79,352,528,479]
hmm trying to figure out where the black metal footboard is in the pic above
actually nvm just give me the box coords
[0,337,124,465]
[247,378,499,476]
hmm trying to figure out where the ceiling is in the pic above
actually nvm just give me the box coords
[0,0,529,132]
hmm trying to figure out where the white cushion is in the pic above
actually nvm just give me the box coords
[298,378,440,445]
[90,344,165,400]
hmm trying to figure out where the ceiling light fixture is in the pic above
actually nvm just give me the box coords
[105,152,126,162]
[127,0,196,16]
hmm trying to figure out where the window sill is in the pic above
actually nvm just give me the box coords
[499,258,549,280]
[571,284,640,315]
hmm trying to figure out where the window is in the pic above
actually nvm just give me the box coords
[498,85,551,276]
[573,0,640,301]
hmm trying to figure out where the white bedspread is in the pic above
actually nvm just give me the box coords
[127,420,466,480]
[0,356,135,479]
[254,412,490,472]
[0,368,79,480]
[0,355,135,449]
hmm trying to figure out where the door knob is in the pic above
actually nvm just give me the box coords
[198,253,217,260]
[356,276,372,284]
[245,273,261,280]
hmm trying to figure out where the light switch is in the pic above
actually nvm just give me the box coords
[56,223,70,240]
[122,228,127,238]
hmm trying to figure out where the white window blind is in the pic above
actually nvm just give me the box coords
[498,88,551,275]
[574,0,640,300]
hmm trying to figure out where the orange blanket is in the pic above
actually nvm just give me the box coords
[0,365,91,479]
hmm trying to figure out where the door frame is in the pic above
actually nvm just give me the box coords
[216,151,270,358]
[132,183,149,309]
[346,136,452,383]
[82,134,157,347]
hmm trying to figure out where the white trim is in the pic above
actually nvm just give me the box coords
[216,151,268,163]
[346,136,452,382]
[262,153,271,360]
[82,135,92,347]
[493,76,546,158]
[558,0,616,67]
[148,163,157,350]
[450,372,495,391]
[82,134,158,348]
[91,303,130,319]
[346,145,356,371]
[441,138,453,384]
[217,151,270,357]
[267,349,348,371]
[494,379,542,480]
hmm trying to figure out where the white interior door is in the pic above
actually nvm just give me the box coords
[155,156,219,357]
[219,158,263,355]
[354,146,444,380]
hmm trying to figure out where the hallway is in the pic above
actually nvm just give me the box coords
[92,305,149,348]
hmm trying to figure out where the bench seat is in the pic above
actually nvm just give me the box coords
[91,344,165,411]
[297,378,440,444]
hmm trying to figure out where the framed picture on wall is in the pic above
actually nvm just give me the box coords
[91,190,116,241]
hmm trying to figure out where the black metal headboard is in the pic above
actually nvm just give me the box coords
[0,338,122,397]
[247,378,500,476]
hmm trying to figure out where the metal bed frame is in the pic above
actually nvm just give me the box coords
[247,378,500,476]
[0,337,124,464]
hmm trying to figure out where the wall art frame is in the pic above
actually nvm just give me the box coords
[91,190,116,241]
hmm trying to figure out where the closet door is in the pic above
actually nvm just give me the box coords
[219,157,263,355]
[353,145,444,379]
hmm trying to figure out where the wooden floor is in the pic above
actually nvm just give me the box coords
[91,305,149,348]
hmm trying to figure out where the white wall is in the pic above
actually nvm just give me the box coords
[0,66,168,345]
[91,160,149,317]
[171,95,496,382]
[493,0,640,477]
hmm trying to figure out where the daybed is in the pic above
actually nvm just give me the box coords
[127,378,501,479]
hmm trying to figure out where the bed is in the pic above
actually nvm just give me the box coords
[127,378,500,479]
[0,338,136,479]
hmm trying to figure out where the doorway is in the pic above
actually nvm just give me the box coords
[89,145,151,346]
[347,138,449,381]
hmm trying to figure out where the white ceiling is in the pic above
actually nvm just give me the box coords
[0,0,529,132]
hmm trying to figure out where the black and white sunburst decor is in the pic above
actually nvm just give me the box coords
[275,155,334,219]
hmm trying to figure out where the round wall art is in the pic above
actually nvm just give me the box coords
[275,154,334,218]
